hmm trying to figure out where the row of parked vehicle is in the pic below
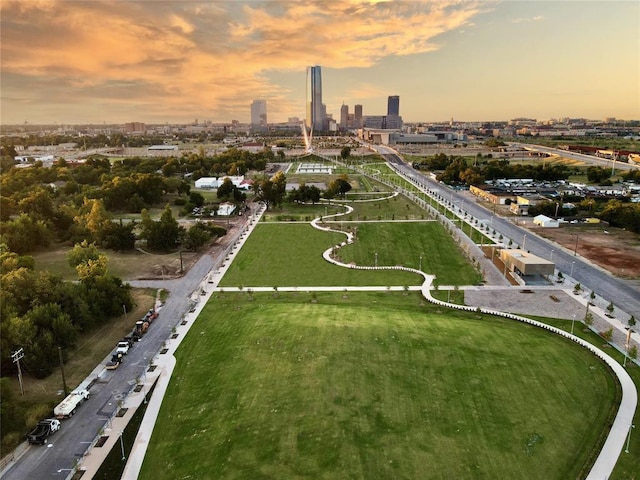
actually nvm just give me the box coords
[106,308,158,370]
[27,307,160,446]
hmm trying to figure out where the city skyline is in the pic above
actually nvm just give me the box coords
[1,1,638,125]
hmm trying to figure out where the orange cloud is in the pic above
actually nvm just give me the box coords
[0,0,486,122]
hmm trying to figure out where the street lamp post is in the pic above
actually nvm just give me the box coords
[573,234,579,256]
[419,256,423,272]
[571,261,575,278]
[625,424,635,454]
[374,252,378,268]
[571,314,576,335]
[550,250,554,262]
[522,234,527,250]
[119,431,126,461]
[623,327,630,367]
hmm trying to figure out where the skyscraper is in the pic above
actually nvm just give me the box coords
[306,66,325,132]
[250,99,267,132]
[340,103,348,130]
[387,95,400,116]
[354,104,363,128]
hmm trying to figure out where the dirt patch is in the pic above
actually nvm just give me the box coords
[531,225,640,279]
[95,436,109,448]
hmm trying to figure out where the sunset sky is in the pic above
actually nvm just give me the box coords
[1,0,638,125]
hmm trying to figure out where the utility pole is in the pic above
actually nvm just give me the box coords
[11,348,25,396]
[58,347,68,396]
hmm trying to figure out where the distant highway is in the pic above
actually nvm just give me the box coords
[509,142,639,171]
[373,145,640,318]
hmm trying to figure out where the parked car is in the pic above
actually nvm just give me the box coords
[116,341,130,355]
[106,353,123,370]
[27,418,61,445]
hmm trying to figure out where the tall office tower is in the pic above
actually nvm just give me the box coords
[250,99,267,132]
[387,95,400,116]
[306,65,325,132]
[340,103,349,130]
[354,104,363,128]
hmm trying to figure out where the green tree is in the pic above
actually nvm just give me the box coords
[145,205,183,251]
[327,176,352,199]
[76,255,109,281]
[586,166,611,183]
[340,146,351,160]
[217,178,235,200]
[103,220,137,251]
[606,301,615,317]
[67,240,101,267]
[183,223,211,251]
[76,198,111,245]
[0,214,52,254]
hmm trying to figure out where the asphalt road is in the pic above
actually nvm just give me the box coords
[508,142,640,172]
[1,247,222,479]
[375,145,640,318]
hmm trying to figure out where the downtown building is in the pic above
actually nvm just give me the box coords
[362,95,402,130]
[306,65,327,132]
[250,99,268,133]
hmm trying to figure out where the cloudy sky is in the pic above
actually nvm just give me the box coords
[1,0,638,125]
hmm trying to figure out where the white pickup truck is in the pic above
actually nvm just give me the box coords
[53,388,90,419]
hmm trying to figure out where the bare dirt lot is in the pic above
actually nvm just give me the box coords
[531,224,640,279]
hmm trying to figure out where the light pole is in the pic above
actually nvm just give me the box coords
[120,431,126,461]
[374,252,378,268]
[522,234,527,250]
[573,233,579,256]
[550,250,554,262]
[623,327,630,368]
[419,256,422,272]
[571,314,576,335]
[625,424,635,454]
[571,261,575,278]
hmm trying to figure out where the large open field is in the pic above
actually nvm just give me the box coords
[138,292,618,480]
[218,223,420,287]
[336,222,481,285]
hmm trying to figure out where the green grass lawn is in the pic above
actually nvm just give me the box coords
[337,222,481,285]
[218,223,420,287]
[138,292,618,480]
[335,193,429,221]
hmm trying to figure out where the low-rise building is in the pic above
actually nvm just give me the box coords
[533,214,559,228]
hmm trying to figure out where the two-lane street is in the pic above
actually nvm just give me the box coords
[374,145,640,318]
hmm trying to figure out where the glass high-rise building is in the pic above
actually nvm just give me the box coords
[387,95,400,116]
[250,99,267,132]
[306,65,325,132]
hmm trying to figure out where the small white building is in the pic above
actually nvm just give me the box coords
[533,214,559,228]
[195,177,219,189]
[217,202,236,216]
